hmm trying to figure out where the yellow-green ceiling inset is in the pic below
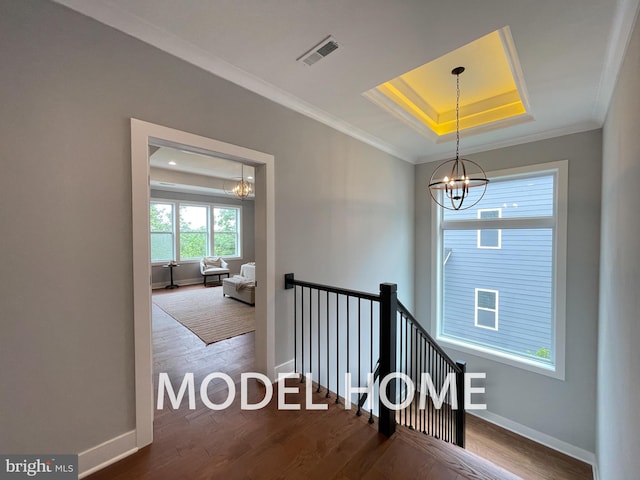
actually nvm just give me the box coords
[363,27,532,142]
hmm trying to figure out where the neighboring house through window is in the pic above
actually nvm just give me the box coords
[477,208,502,249]
[475,288,499,330]
[432,161,568,378]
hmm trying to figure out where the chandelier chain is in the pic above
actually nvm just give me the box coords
[456,71,460,160]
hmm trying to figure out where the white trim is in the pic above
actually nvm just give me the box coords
[53,0,413,163]
[474,288,499,331]
[150,200,176,262]
[274,358,295,379]
[433,160,568,380]
[438,336,560,378]
[470,410,597,470]
[553,160,569,381]
[592,0,640,121]
[131,119,276,450]
[151,276,203,290]
[52,0,640,166]
[150,198,243,261]
[444,217,555,230]
[476,208,502,249]
[418,122,600,164]
[78,430,137,479]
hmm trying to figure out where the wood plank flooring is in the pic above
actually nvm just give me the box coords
[465,415,592,480]
[87,289,593,479]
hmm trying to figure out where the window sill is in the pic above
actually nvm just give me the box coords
[436,335,564,380]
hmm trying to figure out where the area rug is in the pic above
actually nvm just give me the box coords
[152,286,255,345]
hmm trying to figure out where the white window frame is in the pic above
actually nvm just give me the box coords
[178,203,211,261]
[431,160,568,380]
[150,200,176,263]
[477,208,502,249]
[212,206,242,259]
[150,198,243,265]
[474,288,499,330]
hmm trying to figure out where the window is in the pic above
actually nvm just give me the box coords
[149,199,242,262]
[475,289,499,330]
[213,207,239,257]
[433,161,567,378]
[150,202,175,262]
[179,205,209,260]
[477,208,502,248]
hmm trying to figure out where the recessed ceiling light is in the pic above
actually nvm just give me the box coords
[247,176,254,180]
[168,160,177,166]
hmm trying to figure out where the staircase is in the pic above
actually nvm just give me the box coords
[285,274,467,448]
[266,376,520,479]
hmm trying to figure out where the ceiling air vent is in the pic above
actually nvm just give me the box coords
[297,35,339,66]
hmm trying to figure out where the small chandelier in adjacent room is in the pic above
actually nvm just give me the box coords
[225,163,254,200]
[428,66,489,210]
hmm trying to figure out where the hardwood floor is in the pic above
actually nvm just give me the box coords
[87,291,592,479]
[465,415,592,480]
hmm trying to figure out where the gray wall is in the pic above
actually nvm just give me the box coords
[149,189,255,285]
[0,0,414,454]
[598,9,640,479]
[415,130,601,452]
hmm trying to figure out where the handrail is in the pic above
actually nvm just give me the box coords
[397,300,462,374]
[285,273,465,447]
[284,273,380,302]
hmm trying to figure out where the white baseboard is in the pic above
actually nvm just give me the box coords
[151,277,204,290]
[273,358,295,380]
[78,430,137,479]
[470,410,597,473]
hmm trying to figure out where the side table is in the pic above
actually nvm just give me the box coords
[163,263,181,289]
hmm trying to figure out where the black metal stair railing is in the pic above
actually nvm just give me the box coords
[284,273,379,423]
[284,273,466,448]
[396,301,466,447]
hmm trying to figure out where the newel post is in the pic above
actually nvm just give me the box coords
[378,283,397,437]
[455,360,466,448]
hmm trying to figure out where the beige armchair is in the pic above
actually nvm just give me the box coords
[200,257,230,286]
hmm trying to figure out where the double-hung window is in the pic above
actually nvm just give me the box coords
[433,161,567,378]
[150,201,175,263]
[179,204,209,260]
[475,288,499,330]
[477,208,502,249]
[149,199,242,263]
[213,207,240,257]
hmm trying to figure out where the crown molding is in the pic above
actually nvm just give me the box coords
[53,0,416,163]
[417,121,601,164]
[592,0,640,122]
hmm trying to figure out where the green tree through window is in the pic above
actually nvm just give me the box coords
[150,202,174,262]
[150,200,241,262]
[213,207,238,256]
[179,205,208,260]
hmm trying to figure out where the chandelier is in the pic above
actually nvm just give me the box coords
[225,164,253,200]
[428,67,489,210]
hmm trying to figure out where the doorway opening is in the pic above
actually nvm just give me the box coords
[131,119,275,447]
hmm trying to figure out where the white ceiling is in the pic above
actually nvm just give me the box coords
[56,0,640,163]
[149,146,255,198]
